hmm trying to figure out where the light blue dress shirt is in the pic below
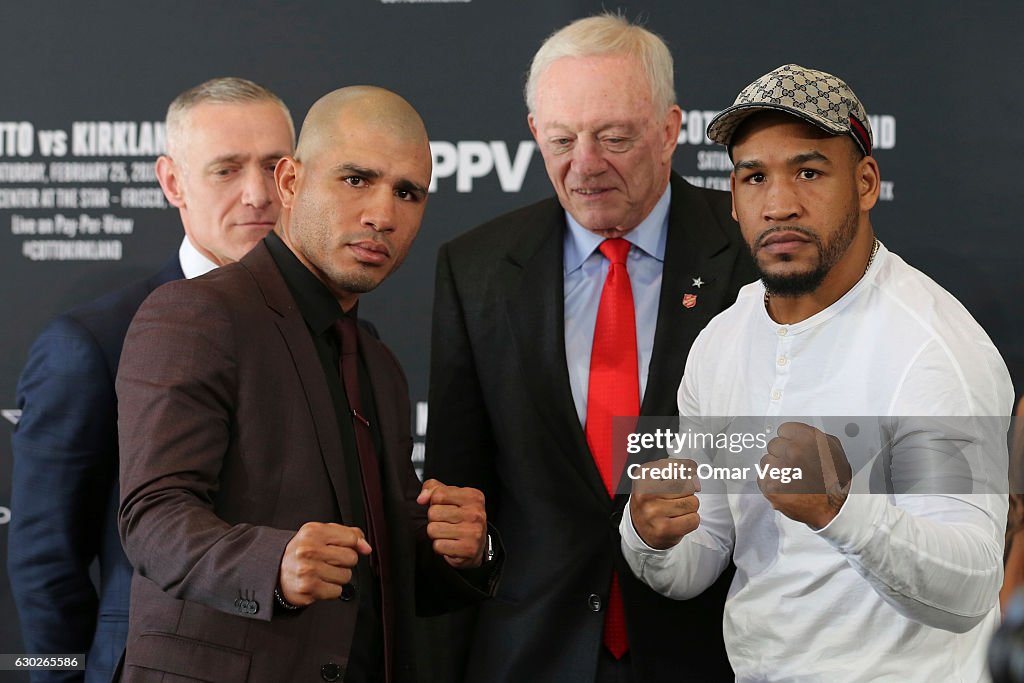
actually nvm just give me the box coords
[563,185,670,427]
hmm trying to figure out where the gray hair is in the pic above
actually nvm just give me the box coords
[165,77,294,158]
[525,12,676,113]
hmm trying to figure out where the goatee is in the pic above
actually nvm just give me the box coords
[753,213,858,298]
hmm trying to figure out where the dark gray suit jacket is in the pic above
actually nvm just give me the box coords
[425,174,757,682]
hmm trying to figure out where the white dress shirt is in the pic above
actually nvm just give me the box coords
[178,236,218,280]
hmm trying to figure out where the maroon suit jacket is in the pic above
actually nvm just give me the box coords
[116,241,492,683]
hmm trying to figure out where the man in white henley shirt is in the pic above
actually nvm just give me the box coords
[620,64,1013,682]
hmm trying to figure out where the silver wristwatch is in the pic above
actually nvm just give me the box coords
[485,533,495,563]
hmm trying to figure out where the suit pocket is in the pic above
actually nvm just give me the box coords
[124,632,251,683]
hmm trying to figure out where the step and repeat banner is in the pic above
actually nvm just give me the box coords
[2,0,1022,665]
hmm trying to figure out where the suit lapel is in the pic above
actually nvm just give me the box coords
[241,243,356,526]
[642,174,740,418]
[503,206,611,507]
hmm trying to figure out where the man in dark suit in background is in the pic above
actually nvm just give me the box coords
[116,86,498,683]
[425,13,757,682]
[7,76,294,682]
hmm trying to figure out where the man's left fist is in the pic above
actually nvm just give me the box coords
[758,422,852,529]
[417,479,488,568]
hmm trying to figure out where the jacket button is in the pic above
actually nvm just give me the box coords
[587,593,602,612]
[340,583,356,602]
[320,663,342,681]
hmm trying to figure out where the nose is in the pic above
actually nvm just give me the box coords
[572,135,608,177]
[241,166,274,209]
[361,187,396,233]
[762,179,801,223]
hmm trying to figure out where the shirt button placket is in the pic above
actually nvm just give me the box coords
[769,327,792,414]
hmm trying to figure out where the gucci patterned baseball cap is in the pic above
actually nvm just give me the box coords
[706,64,873,156]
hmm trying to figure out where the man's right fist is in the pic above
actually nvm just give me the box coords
[628,458,701,550]
[277,522,372,606]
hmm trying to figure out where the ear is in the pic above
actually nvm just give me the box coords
[275,156,300,209]
[527,113,540,143]
[729,171,739,222]
[155,155,185,209]
[661,105,683,163]
[856,155,881,212]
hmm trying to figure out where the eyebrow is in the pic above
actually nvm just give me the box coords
[542,120,638,133]
[733,150,832,173]
[205,151,288,168]
[334,162,381,179]
[334,162,428,197]
[791,151,831,165]
[205,154,245,169]
[262,151,289,163]
[395,178,428,197]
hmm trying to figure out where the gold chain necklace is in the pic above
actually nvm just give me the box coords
[764,238,880,309]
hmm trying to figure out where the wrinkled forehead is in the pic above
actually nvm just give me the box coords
[532,54,656,124]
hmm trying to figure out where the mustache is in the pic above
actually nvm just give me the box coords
[754,226,821,250]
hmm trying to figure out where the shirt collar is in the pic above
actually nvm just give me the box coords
[178,236,219,279]
[563,183,671,274]
[264,231,353,335]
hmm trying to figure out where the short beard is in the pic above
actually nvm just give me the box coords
[753,212,858,298]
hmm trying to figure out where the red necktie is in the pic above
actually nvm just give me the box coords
[585,238,638,659]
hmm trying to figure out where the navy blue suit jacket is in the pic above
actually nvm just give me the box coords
[8,257,183,683]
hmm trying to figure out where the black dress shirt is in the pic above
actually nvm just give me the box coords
[265,231,384,683]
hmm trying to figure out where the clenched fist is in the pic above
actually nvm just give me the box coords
[628,458,701,550]
[758,422,852,529]
[278,522,372,606]
[417,479,488,569]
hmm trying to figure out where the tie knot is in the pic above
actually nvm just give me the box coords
[599,238,631,265]
[333,316,359,356]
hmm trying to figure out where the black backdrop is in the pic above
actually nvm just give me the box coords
[2,0,1022,667]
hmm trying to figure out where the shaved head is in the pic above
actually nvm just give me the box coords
[295,86,429,164]
[274,85,433,311]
